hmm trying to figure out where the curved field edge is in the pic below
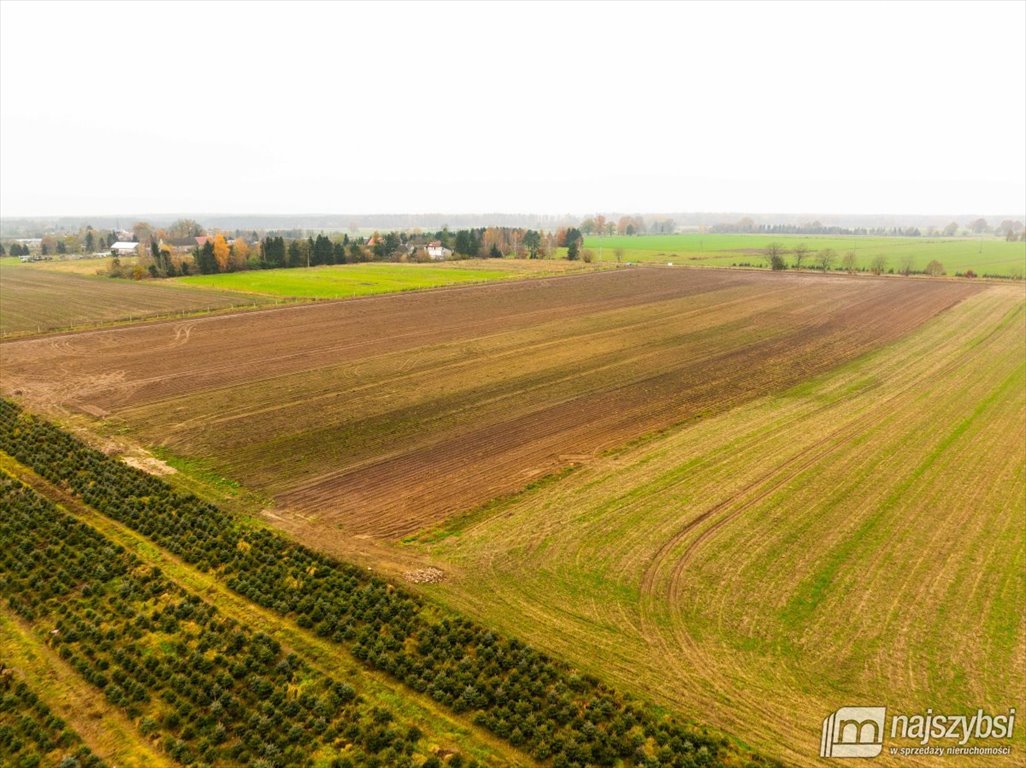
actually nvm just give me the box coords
[412,284,1026,767]
[0,400,780,768]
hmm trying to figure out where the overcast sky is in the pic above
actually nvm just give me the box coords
[1,1,1023,218]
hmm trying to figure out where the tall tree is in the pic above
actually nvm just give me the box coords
[791,242,809,269]
[132,221,154,244]
[167,219,205,238]
[195,241,217,274]
[565,228,583,260]
[287,239,303,268]
[312,234,334,265]
[232,237,251,270]
[212,234,231,272]
[522,230,541,259]
[764,242,786,270]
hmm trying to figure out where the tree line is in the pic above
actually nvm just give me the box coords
[748,242,949,277]
[130,226,561,278]
[0,667,105,768]
[711,216,1025,239]
[0,475,433,768]
[0,400,779,768]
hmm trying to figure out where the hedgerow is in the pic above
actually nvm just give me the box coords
[0,475,425,767]
[0,399,777,768]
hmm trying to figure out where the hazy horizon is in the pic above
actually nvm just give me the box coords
[2,1,1024,218]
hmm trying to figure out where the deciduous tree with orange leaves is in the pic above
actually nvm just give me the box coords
[212,234,231,272]
[231,237,250,270]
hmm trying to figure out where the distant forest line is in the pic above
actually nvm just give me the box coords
[3,210,1024,240]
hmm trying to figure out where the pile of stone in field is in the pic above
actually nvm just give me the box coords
[403,567,445,584]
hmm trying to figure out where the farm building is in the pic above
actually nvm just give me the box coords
[162,237,201,254]
[426,241,453,260]
[110,241,141,256]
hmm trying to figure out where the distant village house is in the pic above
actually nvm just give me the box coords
[110,241,141,256]
[426,241,452,260]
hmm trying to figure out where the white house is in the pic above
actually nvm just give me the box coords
[110,241,140,256]
[426,241,453,260]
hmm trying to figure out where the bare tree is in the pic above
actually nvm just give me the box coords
[816,248,837,272]
[870,255,888,275]
[899,254,915,276]
[764,242,786,270]
[791,242,809,269]
[841,250,858,273]
[925,260,945,276]
[614,247,625,264]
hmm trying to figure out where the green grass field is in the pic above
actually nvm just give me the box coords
[177,262,526,299]
[582,233,1026,277]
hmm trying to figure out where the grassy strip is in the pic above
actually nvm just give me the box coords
[176,264,516,299]
[2,612,170,768]
[0,639,109,768]
[0,399,777,768]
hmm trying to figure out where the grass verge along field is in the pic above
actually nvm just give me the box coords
[0,269,978,538]
[410,283,1025,767]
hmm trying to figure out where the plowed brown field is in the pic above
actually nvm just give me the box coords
[0,264,272,336]
[0,268,979,537]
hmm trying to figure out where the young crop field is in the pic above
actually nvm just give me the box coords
[582,233,1026,277]
[174,260,605,299]
[0,262,273,337]
[409,283,1026,767]
[0,269,980,542]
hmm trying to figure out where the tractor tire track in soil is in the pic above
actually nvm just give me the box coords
[0,268,980,538]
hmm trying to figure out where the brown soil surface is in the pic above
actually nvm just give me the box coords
[0,268,979,538]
